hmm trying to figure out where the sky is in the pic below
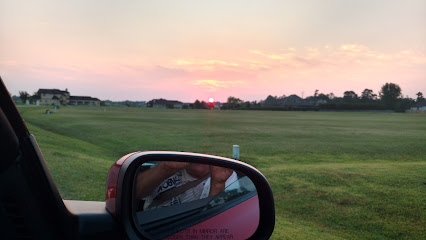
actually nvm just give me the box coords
[1,0,425,102]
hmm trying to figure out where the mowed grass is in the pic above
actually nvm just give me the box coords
[18,106,426,239]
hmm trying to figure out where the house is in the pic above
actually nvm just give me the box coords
[37,89,70,105]
[410,100,426,111]
[37,88,100,106]
[147,99,183,109]
[69,96,101,106]
[213,102,222,109]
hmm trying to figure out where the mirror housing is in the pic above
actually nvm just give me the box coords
[106,151,275,240]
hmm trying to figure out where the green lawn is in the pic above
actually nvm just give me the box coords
[18,106,426,239]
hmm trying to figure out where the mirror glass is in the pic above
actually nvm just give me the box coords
[133,161,259,240]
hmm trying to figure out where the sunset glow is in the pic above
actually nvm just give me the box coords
[1,0,425,102]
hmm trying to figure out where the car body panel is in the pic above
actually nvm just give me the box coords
[106,152,138,216]
[165,195,259,240]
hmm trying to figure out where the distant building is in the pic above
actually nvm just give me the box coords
[103,100,147,107]
[182,103,192,109]
[69,96,101,106]
[121,101,147,107]
[37,88,100,106]
[12,95,22,102]
[38,89,70,105]
[213,102,222,109]
[411,100,426,111]
[147,99,183,109]
[303,96,328,106]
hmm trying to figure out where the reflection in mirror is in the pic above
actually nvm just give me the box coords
[133,161,259,240]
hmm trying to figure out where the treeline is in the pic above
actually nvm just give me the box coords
[193,83,425,112]
[17,91,40,104]
[316,83,420,112]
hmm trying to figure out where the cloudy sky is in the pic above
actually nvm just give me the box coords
[1,0,425,102]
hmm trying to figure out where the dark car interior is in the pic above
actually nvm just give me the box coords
[0,77,122,240]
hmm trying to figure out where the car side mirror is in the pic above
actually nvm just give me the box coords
[106,151,275,240]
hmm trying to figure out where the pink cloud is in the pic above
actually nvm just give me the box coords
[2,44,425,102]
[195,80,244,92]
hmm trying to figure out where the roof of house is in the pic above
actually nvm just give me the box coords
[70,96,100,101]
[38,89,69,94]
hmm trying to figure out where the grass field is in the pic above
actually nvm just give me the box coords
[18,106,426,239]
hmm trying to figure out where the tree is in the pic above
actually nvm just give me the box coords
[416,92,424,102]
[200,101,209,109]
[194,99,201,109]
[379,83,402,109]
[361,89,377,102]
[314,89,319,97]
[395,97,415,112]
[343,91,358,102]
[29,91,41,104]
[263,95,278,106]
[19,91,30,103]
[226,96,243,109]
[317,93,330,101]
